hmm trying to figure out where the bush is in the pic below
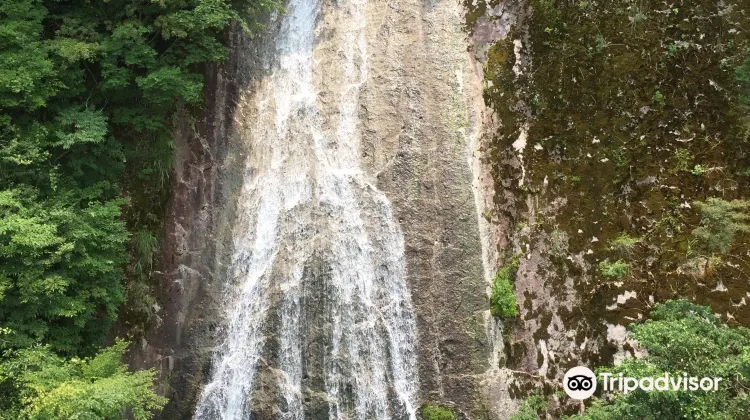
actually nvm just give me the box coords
[490,258,520,318]
[692,198,750,255]
[511,392,548,420]
[421,403,456,420]
[598,259,629,279]
[0,340,167,419]
[567,300,750,420]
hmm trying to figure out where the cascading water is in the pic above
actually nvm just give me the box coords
[193,0,419,417]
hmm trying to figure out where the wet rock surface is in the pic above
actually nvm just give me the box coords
[129,26,263,419]
[141,0,511,417]
[357,0,500,415]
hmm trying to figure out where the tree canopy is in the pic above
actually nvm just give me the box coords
[571,300,750,420]
[0,340,167,419]
[1,0,271,417]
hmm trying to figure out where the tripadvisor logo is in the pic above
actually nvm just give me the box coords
[562,366,723,400]
[563,366,597,400]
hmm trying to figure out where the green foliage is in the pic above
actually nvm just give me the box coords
[692,198,750,255]
[490,258,520,318]
[0,0,274,413]
[598,259,629,279]
[691,164,707,176]
[122,230,160,335]
[120,229,160,337]
[674,149,694,172]
[421,403,456,420]
[0,0,272,353]
[133,230,159,276]
[0,340,167,419]
[0,188,128,353]
[511,392,548,420]
[608,233,638,255]
[652,89,666,107]
[568,300,750,420]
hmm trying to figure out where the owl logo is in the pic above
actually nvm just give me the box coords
[563,366,597,400]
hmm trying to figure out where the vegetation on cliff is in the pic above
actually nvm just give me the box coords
[0,0,271,416]
[512,300,750,419]
[570,300,750,420]
[469,0,750,417]
[490,257,520,318]
[421,403,457,420]
[691,198,750,256]
[479,0,750,322]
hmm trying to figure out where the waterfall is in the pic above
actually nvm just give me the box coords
[193,0,420,417]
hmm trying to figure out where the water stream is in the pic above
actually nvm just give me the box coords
[193,0,420,417]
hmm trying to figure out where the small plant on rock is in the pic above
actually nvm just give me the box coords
[609,233,639,254]
[692,164,707,176]
[510,391,548,420]
[490,258,520,318]
[674,149,694,172]
[598,259,629,279]
[692,198,750,255]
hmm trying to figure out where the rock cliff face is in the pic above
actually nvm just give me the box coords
[142,0,518,418]
[467,0,750,415]
[136,27,256,418]
[355,0,502,415]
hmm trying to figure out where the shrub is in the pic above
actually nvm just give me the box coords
[511,392,548,420]
[567,300,750,419]
[421,403,456,420]
[490,258,520,318]
[692,198,750,255]
[674,149,694,172]
[598,259,629,279]
[653,89,666,106]
[133,230,159,276]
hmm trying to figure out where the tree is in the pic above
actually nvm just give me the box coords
[569,300,750,420]
[0,0,276,414]
[0,0,274,354]
[0,340,167,419]
[0,188,128,354]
